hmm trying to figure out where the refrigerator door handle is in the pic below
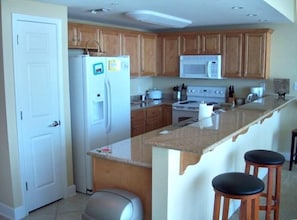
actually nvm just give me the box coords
[105,79,112,133]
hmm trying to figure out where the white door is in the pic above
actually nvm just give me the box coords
[13,15,64,212]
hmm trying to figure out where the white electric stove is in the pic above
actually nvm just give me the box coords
[172,86,227,124]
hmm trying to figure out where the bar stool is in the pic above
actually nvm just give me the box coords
[244,150,285,220]
[289,128,297,170]
[212,172,264,220]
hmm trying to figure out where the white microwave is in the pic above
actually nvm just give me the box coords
[180,55,222,79]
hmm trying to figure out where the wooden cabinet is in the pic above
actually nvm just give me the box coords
[141,33,157,76]
[222,29,272,79]
[131,109,146,137]
[68,23,100,49]
[122,32,141,77]
[180,32,221,55]
[243,31,271,79]
[162,104,172,126]
[222,32,243,78]
[181,33,200,54]
[201,33,221,54]
[100,28,121,56]
[146,106,163,132]
[131,104,171,137]
[160,34,181,76]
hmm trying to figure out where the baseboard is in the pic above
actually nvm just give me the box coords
[0,202,27,220]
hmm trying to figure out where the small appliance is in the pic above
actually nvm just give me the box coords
[179,55,222,79]
[246,87,264,103]
[147,88,162,100]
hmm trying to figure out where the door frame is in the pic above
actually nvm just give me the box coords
[12,13,67,215]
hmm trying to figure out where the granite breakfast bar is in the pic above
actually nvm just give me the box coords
[88,95,297,220]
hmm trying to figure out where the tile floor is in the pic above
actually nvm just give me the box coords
[0,193,90,220]
[0,161,296,220]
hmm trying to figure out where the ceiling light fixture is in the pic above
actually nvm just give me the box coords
[246,13,257,17]
[125,10,192,28]
[232,6,244,10]
[89,8,111,14]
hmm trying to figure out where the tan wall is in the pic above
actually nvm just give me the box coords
[0,0,72,210]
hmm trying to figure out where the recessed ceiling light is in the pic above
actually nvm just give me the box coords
[89,8,111,14]
[232,6,244,10]
[246,13,257,17]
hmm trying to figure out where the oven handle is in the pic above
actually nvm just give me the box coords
[172,106,199,112]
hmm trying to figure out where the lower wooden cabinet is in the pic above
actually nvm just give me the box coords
[131,104,172,137]
[162,104,172,126]
[131,109,146,137]
[145,106,163,132]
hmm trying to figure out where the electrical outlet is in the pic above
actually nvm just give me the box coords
[294,82,297,91]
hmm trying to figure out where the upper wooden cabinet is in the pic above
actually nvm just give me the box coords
[100,28,121,56]
[222,29,272,79]
[243,31,271,79]
[68,22,272,79]
[159,34,181,77]
[122,31,141,77]
[181,33,200,54]
[68,23,100,49]
[201,33,221,54]
[180,32,221,54]
[222,32,243,78]
[141,33,157,76]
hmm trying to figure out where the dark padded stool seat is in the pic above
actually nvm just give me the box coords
[244,149,285,220]
[212,172,265,195]
[289,128,297,170]
[212,172,264,220]
[244,150,285,165]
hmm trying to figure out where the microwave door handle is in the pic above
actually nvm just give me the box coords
[207,61,212,78]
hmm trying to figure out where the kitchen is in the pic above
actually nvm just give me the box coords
[0,0,297,219]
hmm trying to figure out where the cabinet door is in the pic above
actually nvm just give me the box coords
[131,109,146,137]
[201,33,221,54]
[101,29,121,56]
[161,35,180,76]
[76,24,100,49]
[68,23,78,47]
[181,33,200,54]
[141,33,157,76]
[162,104,172,126]
[146,106,163,132]
[222,33,243,78]
[122,32,141,77]
[243,32,269,79]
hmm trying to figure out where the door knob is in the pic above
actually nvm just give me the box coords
[48,121,60,127]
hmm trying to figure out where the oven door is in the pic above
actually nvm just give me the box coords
[172,108,198,124]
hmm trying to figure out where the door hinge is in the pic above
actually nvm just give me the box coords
[17,34,19,45]
[25,182,28,191]
[20,111,23,120]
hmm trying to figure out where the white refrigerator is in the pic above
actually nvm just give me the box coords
[69,55,131,194]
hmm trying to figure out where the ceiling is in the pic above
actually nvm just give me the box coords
[34,0,292,31]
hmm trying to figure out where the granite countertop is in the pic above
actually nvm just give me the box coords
[130,98,177,111]
[88,95,297,168]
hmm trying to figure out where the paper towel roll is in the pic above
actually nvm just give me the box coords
[199,103,214,120]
